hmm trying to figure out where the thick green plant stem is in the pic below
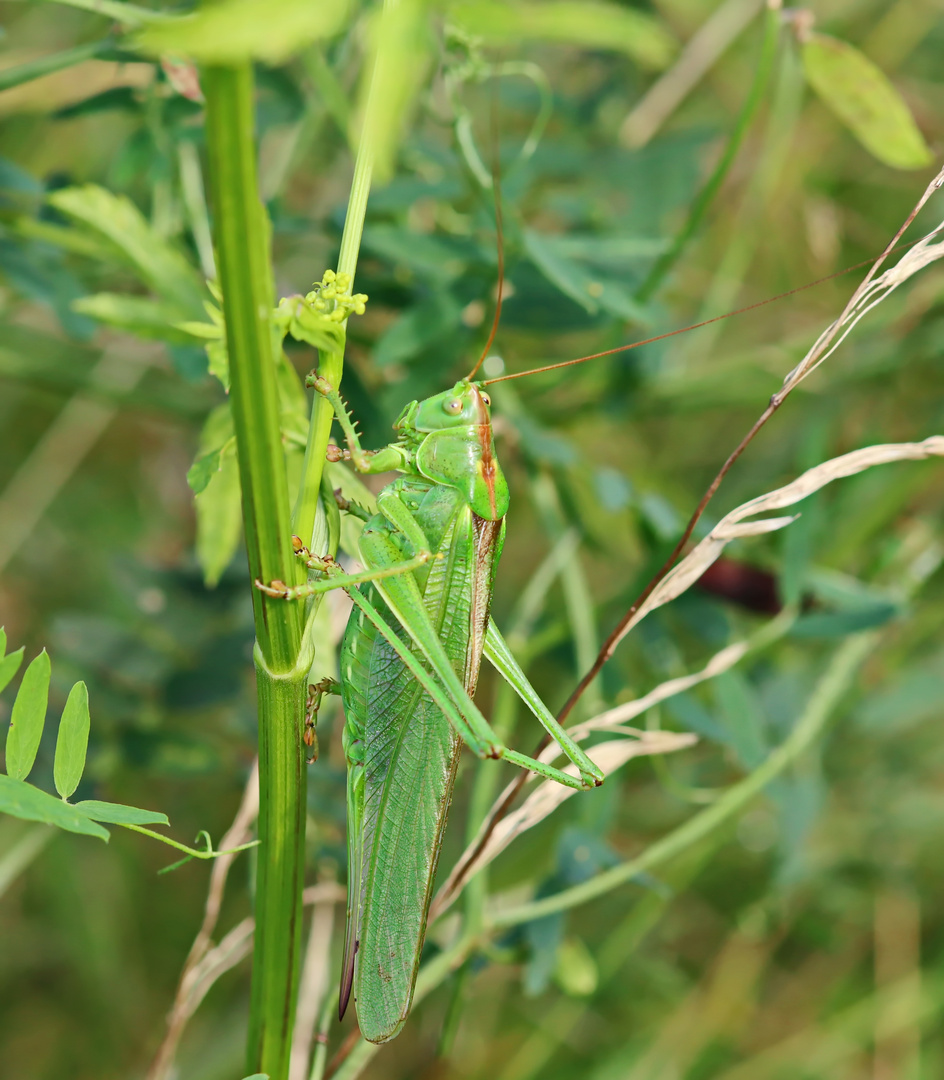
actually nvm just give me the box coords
[203,63,306,1080]
[634,1,781,304]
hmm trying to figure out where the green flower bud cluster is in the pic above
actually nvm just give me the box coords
[304,269,367,323]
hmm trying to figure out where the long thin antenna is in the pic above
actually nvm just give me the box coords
[482,241,920,386]
[467,96,506,381]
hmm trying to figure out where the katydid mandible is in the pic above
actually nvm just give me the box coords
[259,372,604,1044]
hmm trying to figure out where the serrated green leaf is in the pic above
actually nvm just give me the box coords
[173,320,221,340]
[187,405,243,584]
[0,774,109,840]
[451,1,678,71]
[0,648,24,696]
[12,216,121,263]
[802,34,932,170]
[53,682,90,799]
[189,404,236,494]
[48,186,206,313]
[135,0,351,62]
[5,651,50,781]
[0,628,6,656]
[74,800,169,826]
[71,294,201,342]
[206,337,230,391]
[187,439,237,495]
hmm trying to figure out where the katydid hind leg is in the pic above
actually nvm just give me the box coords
[484,622,604,787]
[357,534,596,791]
[339,719,366,1022]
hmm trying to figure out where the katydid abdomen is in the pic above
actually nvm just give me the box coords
[339,476,505,1043]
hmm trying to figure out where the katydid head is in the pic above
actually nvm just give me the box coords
[396,379,507,520]
[396,380,492,435]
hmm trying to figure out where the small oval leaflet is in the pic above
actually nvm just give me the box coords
[5,650,51,782]
[53,681,91,800]
[0,774,109,841]
[0,647,25,697]
[74,801,170,827]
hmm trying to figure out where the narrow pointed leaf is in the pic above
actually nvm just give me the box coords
[53,682,90,799]
[0,774,109,840]
[0,40,111,94]
[194,442,243,587]
[70,294,202,342]
[0,648,25,696]
[74,800,169,826]
[5,651,50,781]
[47,186,205,313]
[802,33,932,170]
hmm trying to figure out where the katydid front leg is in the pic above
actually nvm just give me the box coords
[255,548,439,601]
[308,374,409,474]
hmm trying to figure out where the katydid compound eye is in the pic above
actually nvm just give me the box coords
[480,393,491,406]
[444,399,463,415]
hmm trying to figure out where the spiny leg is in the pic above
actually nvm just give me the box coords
[255,549,439,601]
[345,586,589,791]
[332,489,372,522]
[304,677,340,764]
[357,528,600,791]
[484,622,603,787]
[309,374,409,474]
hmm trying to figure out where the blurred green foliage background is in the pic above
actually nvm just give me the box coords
[1,0,944,1077]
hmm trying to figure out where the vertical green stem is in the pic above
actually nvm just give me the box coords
[203,63,306,1080]
[291,67,376,549]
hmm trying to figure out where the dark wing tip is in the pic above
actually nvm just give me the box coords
[338,938,358,1021]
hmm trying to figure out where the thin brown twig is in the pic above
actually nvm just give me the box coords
[146,761,260,1080]
[324,1028,362,1080]
[290,872,339,1080]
